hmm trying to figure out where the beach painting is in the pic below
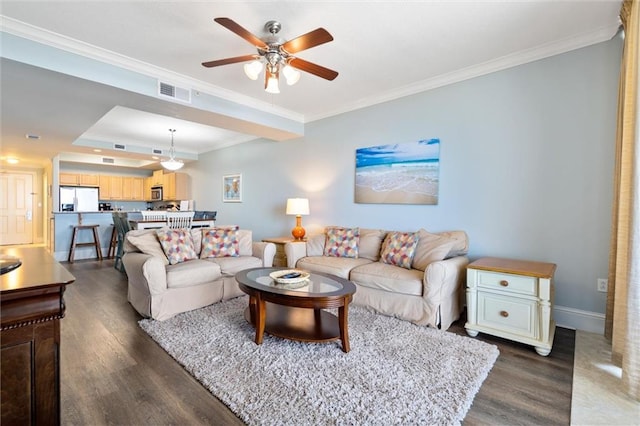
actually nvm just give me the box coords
[355,139,440,205]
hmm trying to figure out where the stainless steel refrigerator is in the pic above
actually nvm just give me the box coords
[60,186,99,212]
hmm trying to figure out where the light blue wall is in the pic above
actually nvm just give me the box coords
[187,37,622,316]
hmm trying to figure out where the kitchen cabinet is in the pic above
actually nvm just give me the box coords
[59,173,98,187]
[122,177,144,201]
[110,176,123,200]
[132,177,144,201]
[99,175,112,199]
[162,172,190,201]
[152,169,164,186]
[121,177,132,200]
[465,257,556,356]
[59,173,78,185]
[65,172,158,201]
[58,169,188,203]
[144,177,153,201]
[80,174,99,186]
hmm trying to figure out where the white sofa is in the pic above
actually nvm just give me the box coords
[285,227,468,330]
[122,227,276,320]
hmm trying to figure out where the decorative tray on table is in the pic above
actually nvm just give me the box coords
[269,269,310,289]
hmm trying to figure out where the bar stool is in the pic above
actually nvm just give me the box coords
[112,212,131,273]
[68,224,103,263]
[107,225,118,258]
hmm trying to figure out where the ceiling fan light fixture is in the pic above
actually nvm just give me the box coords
[203,18,338,93]
[265,69,280,94]
[161,128,184,171]
[282,64,300,85]
[243,60,263,80]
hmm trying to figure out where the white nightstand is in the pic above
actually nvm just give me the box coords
[465,257,556,356]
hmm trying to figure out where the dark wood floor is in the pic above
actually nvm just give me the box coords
[60,259,574,425]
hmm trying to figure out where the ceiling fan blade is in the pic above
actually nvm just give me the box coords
[214,17,268,49]
[202,54,257,68]
[281,28,334,54]
[288,57,339,81]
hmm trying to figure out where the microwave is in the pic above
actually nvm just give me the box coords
[151,186,163,201]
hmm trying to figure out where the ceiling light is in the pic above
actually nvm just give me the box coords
[6,158,19,164]
[93,149,102,153]
[234,22,301,94]
[264,68,280,94]
[282,64,301,85]
[160,129,184,171]
[25,134,41,140]
[243,60,263,80]
[203,19,339,94]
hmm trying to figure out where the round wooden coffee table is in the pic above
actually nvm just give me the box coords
[235,267,357,352]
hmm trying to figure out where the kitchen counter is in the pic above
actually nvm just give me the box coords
[129,218,215,230]
[52,210,140,214]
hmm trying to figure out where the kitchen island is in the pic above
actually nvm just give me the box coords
[51,212,216,261]
[52,212,117,262]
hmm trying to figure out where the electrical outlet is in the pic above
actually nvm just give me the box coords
[597,278,608,293]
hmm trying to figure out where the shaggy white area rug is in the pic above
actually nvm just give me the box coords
[139,297,499,426]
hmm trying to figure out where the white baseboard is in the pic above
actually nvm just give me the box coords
[554,305,605,334]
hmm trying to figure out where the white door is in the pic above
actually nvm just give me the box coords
[0,172,34,245]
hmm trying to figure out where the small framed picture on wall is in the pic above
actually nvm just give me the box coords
[223,173,242,202]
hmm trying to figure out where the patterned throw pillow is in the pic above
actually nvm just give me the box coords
[323,227,360,258]
[379,231,419,269]
[156,228,198,265]
[200,226,240,258]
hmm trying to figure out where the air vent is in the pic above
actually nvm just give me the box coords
[102,157,115,164]
[158,81,191,103]
[113,143,126,151]
[152,148,163,155]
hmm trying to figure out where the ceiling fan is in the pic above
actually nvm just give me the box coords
[202,17,338,94]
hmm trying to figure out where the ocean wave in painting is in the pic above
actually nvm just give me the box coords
[355,139,440,204]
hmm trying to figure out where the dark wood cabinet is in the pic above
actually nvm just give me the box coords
[1,247,75,426]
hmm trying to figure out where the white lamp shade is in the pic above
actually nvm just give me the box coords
[243,60,263,80]
[282,65,301,85]
[286,198,309,215]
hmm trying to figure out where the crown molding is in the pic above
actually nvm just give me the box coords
[307,23,621,123]
[0,16,304,123]
[0,15,621,126]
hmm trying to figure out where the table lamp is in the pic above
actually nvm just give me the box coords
[286,198,310,240]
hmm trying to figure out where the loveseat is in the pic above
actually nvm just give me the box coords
[285,227,468,330]
[122,227,276,320]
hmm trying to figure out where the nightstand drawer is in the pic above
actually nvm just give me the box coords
[477,292,536,338]
[477,270,537,296]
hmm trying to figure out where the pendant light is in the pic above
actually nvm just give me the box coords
[160,128,184,171]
